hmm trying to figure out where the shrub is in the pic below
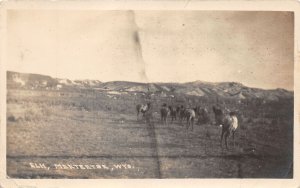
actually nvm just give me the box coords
[7,115,16,122]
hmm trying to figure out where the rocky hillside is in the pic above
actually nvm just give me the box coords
[7,71,293,102]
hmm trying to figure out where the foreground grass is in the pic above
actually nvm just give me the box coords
[7,89,293,178]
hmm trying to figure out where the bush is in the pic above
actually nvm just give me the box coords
[7,115,16,122]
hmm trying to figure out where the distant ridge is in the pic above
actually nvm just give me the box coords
[7,71,293,102]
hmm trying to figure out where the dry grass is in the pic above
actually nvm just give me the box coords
[7,89,293,178]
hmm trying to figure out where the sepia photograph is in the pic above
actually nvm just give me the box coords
[3,7,296,182]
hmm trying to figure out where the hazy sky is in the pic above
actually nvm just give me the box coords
[7,10,294,90]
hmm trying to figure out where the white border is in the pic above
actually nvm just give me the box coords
[0,1,299,188]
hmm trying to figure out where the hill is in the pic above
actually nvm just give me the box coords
[7,71,293,102]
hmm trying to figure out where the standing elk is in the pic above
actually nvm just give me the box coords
[194,106,210,125]
[160,103,170,125]
[212,106,238,149]
[168,105,177,123]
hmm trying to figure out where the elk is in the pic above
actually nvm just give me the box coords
[136,103,151,120]
[160,103,170,125]
[212,106,238,149]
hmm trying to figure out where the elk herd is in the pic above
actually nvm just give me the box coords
[136,102,239,149]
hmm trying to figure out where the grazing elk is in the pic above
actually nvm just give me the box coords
[136,103,151,120]
[178,105,195,130]
[185,108,196,131]
[160,103,170,125]
[212,106,238,149]
[194,106,210,125]
[179,105,188,123]
[143,105,154,125]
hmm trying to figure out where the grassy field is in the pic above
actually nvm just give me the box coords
[7,89,293,178]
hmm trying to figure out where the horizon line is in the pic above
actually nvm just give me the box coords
[7,70,294,92]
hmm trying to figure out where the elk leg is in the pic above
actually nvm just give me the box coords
[225,131,230,150]
[232,131,235,147]
[186,118,190,130]
[191,118,194,131]
[220,129,225,148]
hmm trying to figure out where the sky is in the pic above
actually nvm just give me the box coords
[7,10,294,90]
